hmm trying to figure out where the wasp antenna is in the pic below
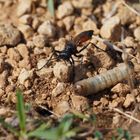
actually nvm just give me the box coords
[91,43,106,52]
[37,52,56,71]
[46,53,55,65]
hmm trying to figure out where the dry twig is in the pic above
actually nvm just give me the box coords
[121,0,140,16]
[111,107,140,124]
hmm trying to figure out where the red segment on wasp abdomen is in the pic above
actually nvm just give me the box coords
[73,30,93,46]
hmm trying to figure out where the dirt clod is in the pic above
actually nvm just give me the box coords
[18,24,34,39]
[17,0,32,17]
[7,48,21,63]
[83,19,99,35]
[71,94,89,112]
[0,71,9,89]
[0,108,10,116]
[134,27,140,41]
[57,1,74,19]
[54,101,70,115]
[37,20,56,38]
[53,62,72,82]
[0,24,21,46]
[117,6,136,25]
[18,68,30,85]
[33,34,48,48]
[91,51,115,69]
[18,14,33,25]
[63,16,75,31]
[0,58,4,73]
[72,0,92,8]
[111,83,130,95]
[123,94,135,108]
[100,16,121,41]
[52,82,66,97]
[16,44,29,58]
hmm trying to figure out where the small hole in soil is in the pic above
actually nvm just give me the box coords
[35,105,53,116]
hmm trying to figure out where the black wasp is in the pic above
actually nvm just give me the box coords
[44,30,94,65]
[39,30,97,80]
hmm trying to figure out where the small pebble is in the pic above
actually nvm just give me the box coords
[33,35,48,48]
[82,19,99,35]
[24,79,32,88]
[5,85,15,93]
[18,24,34,39]
[53,62,72,82]
[0,89,4,97]
[18,14,33,25]
[0,58,4,73]
[8,92,17,104]
[7,48,21,62]
[123,36,137,48]
[63,16,75,31]
[38,20,56,38]
[0,71,9,89]
[100,97,109,106]
[91,51,114,69]
[71,94,89,111]
[36,67,53,77]
[117,7,135,25]
[134,27,140,41]
[111,83,130,95]
[32,17,41,30]
[100,16,121,41]
[26,40,35,48]
[136,95,140,103]
[16,44,29,58]
[0,24,21,46]
[72,0,92,8]
[54,101,70,115]
[6,59,17,68]
[37,59,48,70]
[109,100,119,108]
[17,0,32,17]
[0,46,7,54]
[52,82,66,97]
[33,47,44,55]
[93,100,101,106]
[18,68,30,85]
[57,1,74,19]
[0,108,10,116]
[112,114,121,126]
[18,58,31,70]
[123,94,135,108]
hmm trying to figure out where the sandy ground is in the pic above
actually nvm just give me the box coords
[0,0,140,139]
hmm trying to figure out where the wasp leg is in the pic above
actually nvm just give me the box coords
[78,42,105,53]
[77,42,90,53]
[68,57,75,83]
[37,49,60,71]
[70,56,74,65]
[74,54,83,58]
[55,50,61,53]
[37,53,55,70]
[90,43,106,52]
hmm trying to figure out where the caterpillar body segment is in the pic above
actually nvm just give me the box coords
[74,62,134,96]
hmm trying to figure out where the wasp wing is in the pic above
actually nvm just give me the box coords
[73,30,93,46]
